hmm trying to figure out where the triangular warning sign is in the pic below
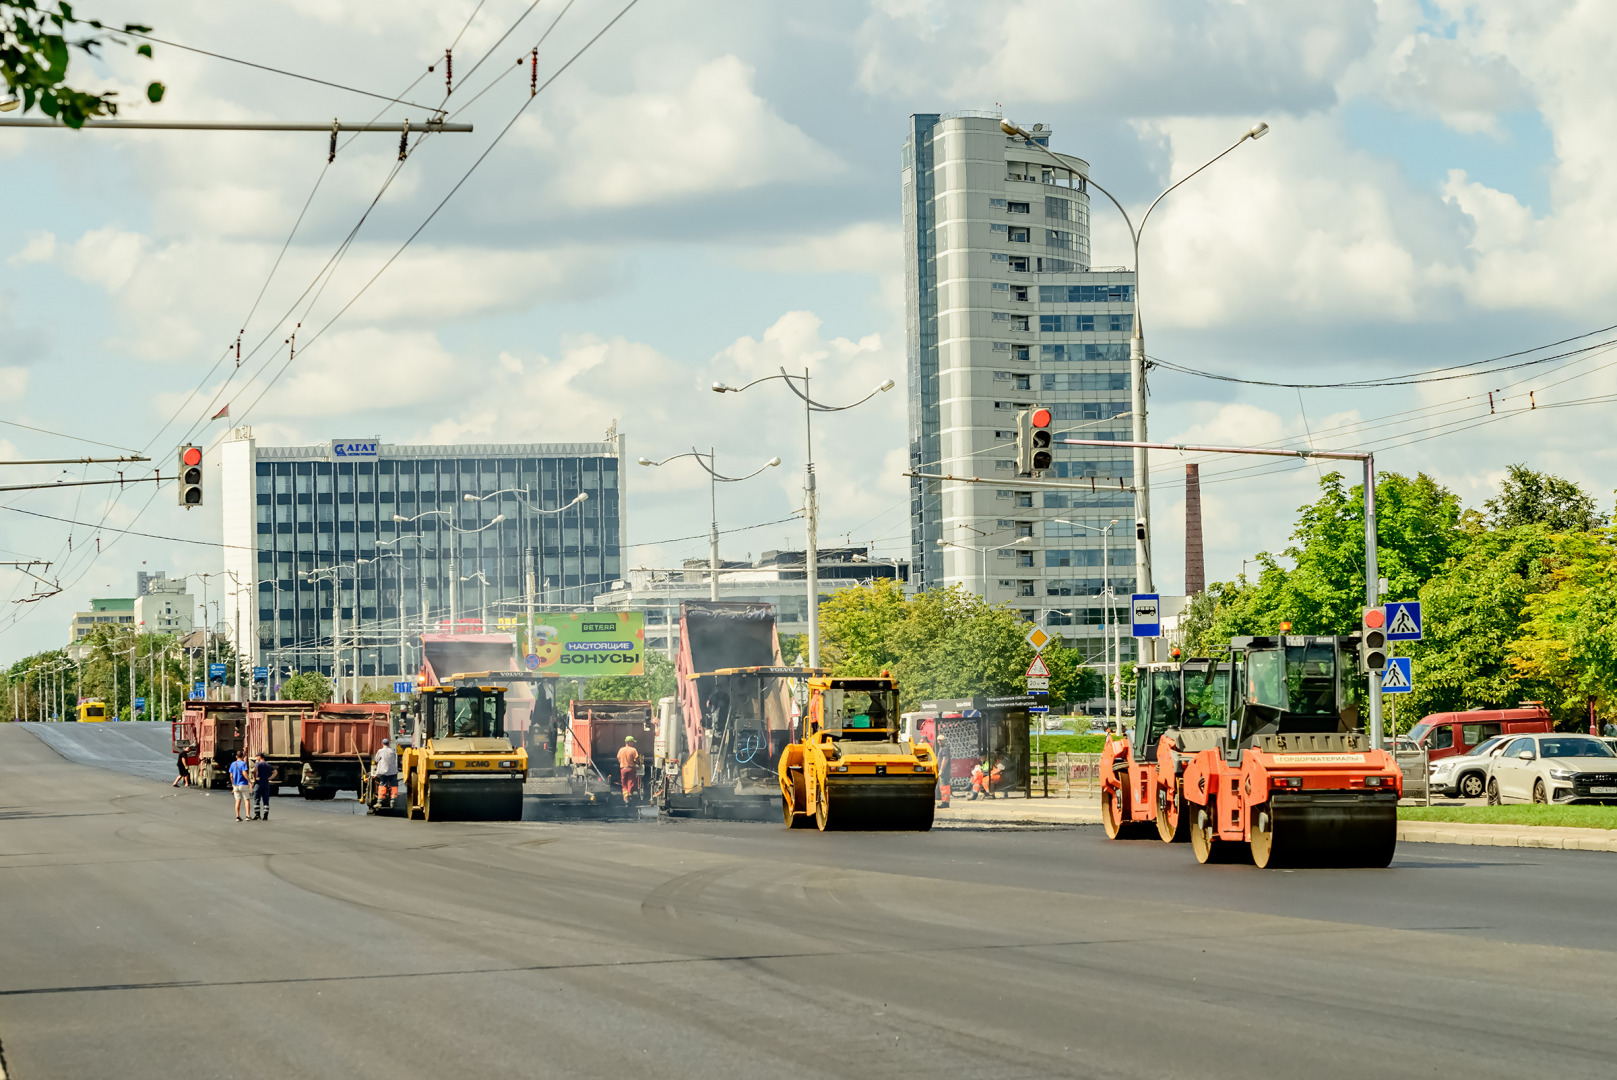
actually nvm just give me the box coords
[1387,605,1418,637]
[1381,661,1410,690]
[1026,654,1051,678]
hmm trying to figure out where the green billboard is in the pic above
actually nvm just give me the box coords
[522,611,645,677]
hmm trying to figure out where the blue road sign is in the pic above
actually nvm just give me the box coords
[189,691,203,701]
[193,681,205,695]
[208,663,227,679]
[1029,705,1051,713]
[1385,601,1422,641]
[1380,656,1413,694]
[1131,594,1161,638]
[134,697,145,710]
[252,666,268,681]
[393,681,413,694]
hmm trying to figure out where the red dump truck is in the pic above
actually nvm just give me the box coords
[173,701,250,788]
[567,699,655,805]
[246,702,391,799]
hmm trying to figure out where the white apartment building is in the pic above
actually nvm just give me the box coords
[904,111,1138,660]
[134,578,194,636]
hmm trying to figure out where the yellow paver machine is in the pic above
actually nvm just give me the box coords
[779,674,938,831]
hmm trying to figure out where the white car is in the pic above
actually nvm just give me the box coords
[1486,734,1617,805]
[1428,735,1510,799]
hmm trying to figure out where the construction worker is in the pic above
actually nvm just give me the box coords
[371,738,399,810]
[617,736,641,804]
[969,760,987,800]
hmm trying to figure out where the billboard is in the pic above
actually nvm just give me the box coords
[525,612,645,676]
[331,439,379,460]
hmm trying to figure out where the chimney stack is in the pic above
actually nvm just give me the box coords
[1184,464,1205,595]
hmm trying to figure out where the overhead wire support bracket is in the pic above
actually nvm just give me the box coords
[0,119,472,133]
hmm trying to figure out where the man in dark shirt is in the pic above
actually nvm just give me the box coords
[251,753,274,821]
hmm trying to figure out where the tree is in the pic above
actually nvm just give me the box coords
[1484,464,1607,533]
[2,2,164,126]
[583,651,677,703]
[1508,530,1617,726]
[281,671,332,704]
[1201,471,1467,643]
[818,580,1101,711]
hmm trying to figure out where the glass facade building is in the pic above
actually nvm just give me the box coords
[222,432,626,679]
[902,112,1138,658]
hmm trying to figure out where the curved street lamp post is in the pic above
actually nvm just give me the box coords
[1000,118,1268,661]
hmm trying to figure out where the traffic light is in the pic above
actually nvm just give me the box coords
[1359,607,1388,672]
[177,445,203,507]
[1016,406,1054,476]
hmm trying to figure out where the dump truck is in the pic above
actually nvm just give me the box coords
[399,679,527,821]
[1101,657,1231,842]
[245,701,387,799]
[1180,634,1401,868]
[566,699,655,805]
[666,601,799,819]
[173,701,248,788]
[779,674,938,831]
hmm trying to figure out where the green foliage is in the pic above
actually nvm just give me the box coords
[583,650,676,703]
[1398,804,1617,830]
[358,683,400,704]
[1484,464,1607,533]
[280,670,332,705]
[1508,530,1617,725]
[817,579,1101,711]
[777,631,806,665]
[1025,733,1106,754]
[1,3,165,127]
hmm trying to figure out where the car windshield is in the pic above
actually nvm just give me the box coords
[1247,644,1337,716]
[432,691,505,739]
[1539,737,1616,759]
[1183,668,1229,728]
[822,688,896,734]
[1463,736,1506,757]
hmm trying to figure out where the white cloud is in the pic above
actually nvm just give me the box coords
[0,367,28,399]
[9,231,56,266]
[516,55,843,208]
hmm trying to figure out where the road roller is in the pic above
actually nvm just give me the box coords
[1180,635,1401,868]
[399,679,527,822]
[779,674,938,831]
[1101,656,1231,843]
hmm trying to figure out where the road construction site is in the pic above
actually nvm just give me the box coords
[3,721,1616,1080]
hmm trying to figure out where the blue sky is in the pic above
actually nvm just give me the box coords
[3,0,1615,657]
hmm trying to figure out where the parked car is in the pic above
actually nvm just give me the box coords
[1486,734,1617,805]
[1428,735,1510,799]
[1407,704,1552,762]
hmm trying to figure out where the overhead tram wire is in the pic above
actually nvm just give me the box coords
[449,0,579,117]
[71,19,446,114]
[1148,321,1617,390]
[213,0,647,443]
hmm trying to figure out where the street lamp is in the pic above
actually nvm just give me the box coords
[392,511,504,634]
[1000,117,1267,661]
[639,449,780,601]
[1052,517,1121,730]
[936,537,1020,598]
[463,489,588,636]
[712,369,895,665]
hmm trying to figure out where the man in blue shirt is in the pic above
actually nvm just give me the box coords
[251,753,274,821]
[228,751,251,822]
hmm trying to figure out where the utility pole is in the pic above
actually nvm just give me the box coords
[525,547,537,658]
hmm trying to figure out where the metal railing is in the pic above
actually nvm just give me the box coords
[1027,752,1103,798]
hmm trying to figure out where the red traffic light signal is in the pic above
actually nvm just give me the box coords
[1363,607,1385,629]
[178,444,204,508]
[1030,407,1052,429]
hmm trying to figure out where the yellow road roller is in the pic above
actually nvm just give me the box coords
[401,680,527,821]
[779,675,937,831]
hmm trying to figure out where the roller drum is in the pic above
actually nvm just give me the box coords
[1252,792,1397,868]
[424,777,525,822]
[819,775,934,831]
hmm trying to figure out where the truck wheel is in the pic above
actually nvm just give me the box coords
[1459,773,1485,799]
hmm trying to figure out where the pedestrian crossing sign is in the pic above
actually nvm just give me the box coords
[1384,600,1422,641]
[1380,656,1413,694]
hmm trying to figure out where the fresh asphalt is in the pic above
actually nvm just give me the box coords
[2,723,1614,1080]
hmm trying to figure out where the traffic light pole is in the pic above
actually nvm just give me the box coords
[1026,435,1384,750]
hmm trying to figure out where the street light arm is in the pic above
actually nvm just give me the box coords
[1138,126,1265,238]
[773,367,896,412]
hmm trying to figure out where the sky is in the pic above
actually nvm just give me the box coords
[2,0,1615,658]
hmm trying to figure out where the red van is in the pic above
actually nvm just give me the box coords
[1408,704,1552,762]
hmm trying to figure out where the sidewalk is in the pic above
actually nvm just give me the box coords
[932,796,1099,828]
[1399,819,1617,852]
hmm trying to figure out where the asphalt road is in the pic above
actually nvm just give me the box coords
[3,724,1615,1080]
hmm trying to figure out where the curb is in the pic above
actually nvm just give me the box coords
[1398,821,1617,852]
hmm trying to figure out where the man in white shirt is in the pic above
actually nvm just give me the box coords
[371,738,400,811]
